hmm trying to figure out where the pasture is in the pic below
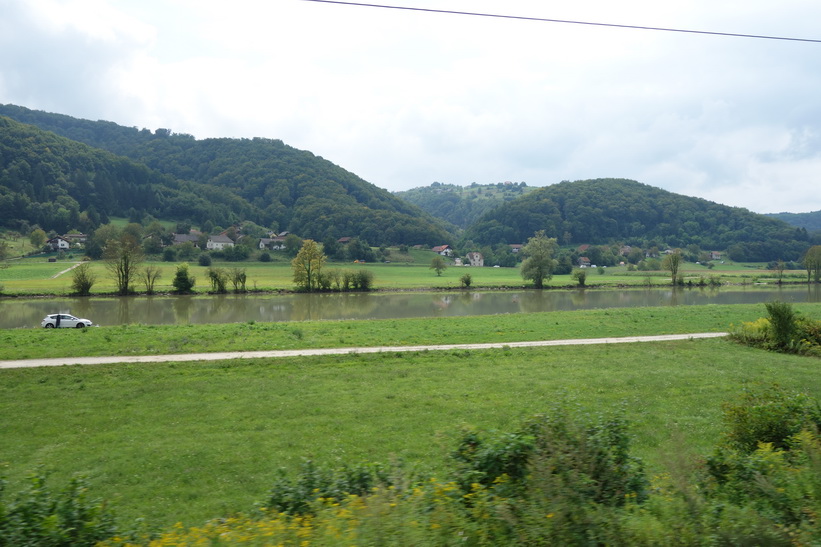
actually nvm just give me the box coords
[2,304,821,529]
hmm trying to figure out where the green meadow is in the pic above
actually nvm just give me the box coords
[2,304,821,529]
[0,245,806,295]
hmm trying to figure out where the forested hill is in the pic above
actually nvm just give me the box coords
[0,105,451,245]
[395,181,535,230]
[461,178,811,262]
[766,211,821,233]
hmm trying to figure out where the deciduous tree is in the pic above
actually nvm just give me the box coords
[662,249,683,284]
[71,262,96,295]
[292,239,325,291]
[430,255,447,276]
[141,264,162,294]
[104,234,143,295]
[520,230,558,289]
[803,246,821,283]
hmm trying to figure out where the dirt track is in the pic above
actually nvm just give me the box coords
[0,333,728,369]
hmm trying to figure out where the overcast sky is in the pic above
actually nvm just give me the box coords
[2,0,820,213]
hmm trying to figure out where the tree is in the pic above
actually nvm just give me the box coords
[104,234,143,295]
[572,269,587,287]
[285,234,304,257]
[520,230,558,289]
[803,246,821,283]
[207,267,229,293]
[70,262,96,295]
[172,263,196,293]
[141,264,162,294]
[430,256,447,276]
[774,259,786,284]
[662,250,683,284]
[229,267,247,292]
[29,228,47,249]
[292,239,326,291]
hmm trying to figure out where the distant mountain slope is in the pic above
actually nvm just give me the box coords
[461,178,810,262]
[767,211,821,233]
[0,104,452,245]
[0,115,189,233]
[395,181,535,230]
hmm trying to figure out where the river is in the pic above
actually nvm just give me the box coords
[2,285,820,329]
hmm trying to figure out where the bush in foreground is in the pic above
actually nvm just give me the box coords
[0,471,116,546]
[730,301,821,355]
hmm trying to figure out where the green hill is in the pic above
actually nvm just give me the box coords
[394,181,535,230]
[461,178,811,262]
[766,211,821,233]
[0,105,451,245]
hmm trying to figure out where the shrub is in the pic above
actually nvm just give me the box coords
[765,300,795,350]
[70,262,96,296]
[263,460,395,515]
[162,248,176,262]
[353,270,374,291]
[171,263,195,293]
[229,267,247,292]
[715,383,821,454]
[572,269,586,287]
[0,471,117,546]
[207,267,228,293]
[258,251,271,263]
[198,253,212,267]
[450,410,647,505]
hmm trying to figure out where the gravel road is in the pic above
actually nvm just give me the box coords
[0,332,728,369]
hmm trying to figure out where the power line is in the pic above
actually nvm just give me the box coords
[301,0,821,44]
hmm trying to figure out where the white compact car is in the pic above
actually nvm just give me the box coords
[41,314,93,328]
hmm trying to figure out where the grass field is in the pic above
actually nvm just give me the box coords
[2,304,821,530]
[2,337,818,529]
[0,250,805,295]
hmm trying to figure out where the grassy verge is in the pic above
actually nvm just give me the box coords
[1,337,819,529]
[4,303,818,360]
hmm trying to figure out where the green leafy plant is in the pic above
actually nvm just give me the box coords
[0,471,117,546]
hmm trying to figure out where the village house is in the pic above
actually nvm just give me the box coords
[46,236,70,251]
[432,245,453,257]
[206,234,235,251]
[172,230,202,246]
[259,236,287,251]
[509,244,522,253]
[578,257,592,268]
[466,251,484,267]
[63,233,87,246]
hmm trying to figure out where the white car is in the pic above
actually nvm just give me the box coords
[41,314,93,328]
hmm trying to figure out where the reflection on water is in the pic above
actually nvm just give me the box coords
[1,285,820,329]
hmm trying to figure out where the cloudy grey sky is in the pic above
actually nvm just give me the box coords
[2,0,820,213]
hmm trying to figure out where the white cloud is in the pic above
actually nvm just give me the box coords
[1,0,820,213]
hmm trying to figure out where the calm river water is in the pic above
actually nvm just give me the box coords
[2,285,820,329]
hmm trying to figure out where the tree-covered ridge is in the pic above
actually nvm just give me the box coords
[395,181,535,230]
[461,179,811,261]
[0,116,265,234]
[0,105,452,245]
[767,211,821,233]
